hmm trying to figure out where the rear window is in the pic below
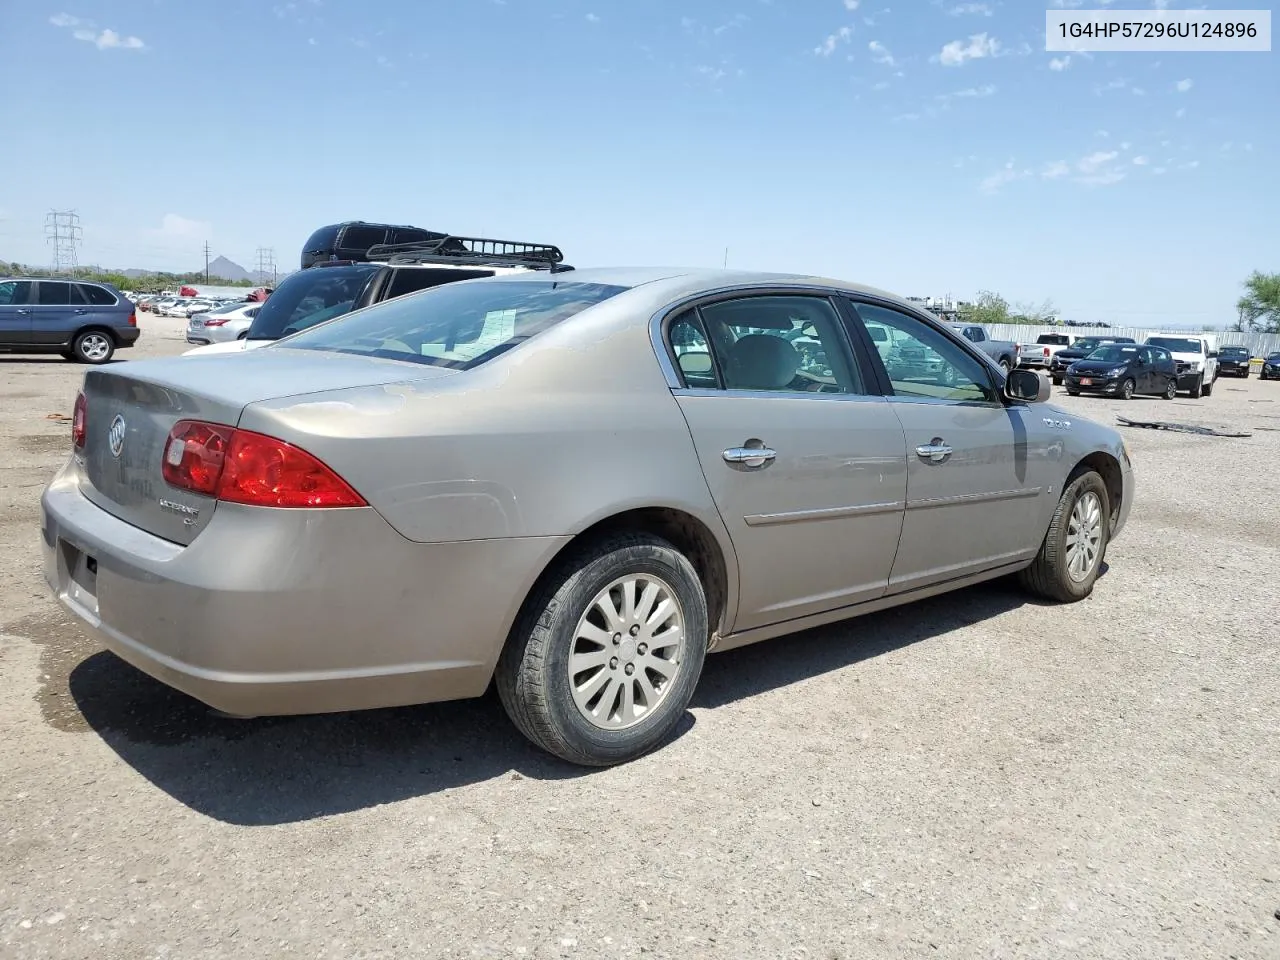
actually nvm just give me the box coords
[78,284,117,305]
[1036,334,1071,345]
[281,279,628,369]
[247,265,379,340]
[1221,346,1249,355]
[1147,337,1204,353]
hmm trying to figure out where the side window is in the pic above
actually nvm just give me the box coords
[36,282,72,306]
[386,268,493,300]
[1138,347,1154,364]
[0,281,32,305]
[697,296,864,394]
[968,327,986,342]
[852,302,997,403]
[78,284,116,306]
[667,309,717,388]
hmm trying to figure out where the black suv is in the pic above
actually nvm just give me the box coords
[1049,336,1135,385]
[1217,345,1252,378]
[0,277,140,364]
[238,235,569,346]
[300,221,450,269]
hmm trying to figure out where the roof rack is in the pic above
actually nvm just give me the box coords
[364,235,567,270]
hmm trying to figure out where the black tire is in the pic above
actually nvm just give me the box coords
[1202,376,1213,398]
[1051,374,1063,386]
[1120,378,1135,400]
[1019,470,1111,603]
[1066,388,1080,397]
[496,532,708,767]
[1189,376,1203,399]
[999,358,1012,375]
[71,330,115,364]
[1163,378,1177,400]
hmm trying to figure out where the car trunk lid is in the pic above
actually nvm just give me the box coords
[77,350,458,545]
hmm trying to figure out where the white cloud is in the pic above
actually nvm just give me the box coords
[1175,107,1186,118]
[585,12,600,23]
[872,80,890,90]
[1133,156,1149,165]
[1175,78,1193,92]
[980,160,1030,193]
[1182,159,1200,169]
[940,84,997,100]
[1042,160,1071,179]
[1131,86,1146,96]
[1077,150,1119,173]
[1049,56,1070,71]
[938,32,999,66]
[51,12,146,50]
[1093,77,1128,95]
[947,2,994,14]
[868,40,896,66]
[844,0,860,8]
[1120,141,1131,151]
[815,26,853,57]
[49,13,83,27]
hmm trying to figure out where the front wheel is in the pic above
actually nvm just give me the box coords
[1120,378,1135,401]
[1066,388,1080,397]
[1019,470,1110,603]
[496,533,708,767]
[1051,374,1063,386]
[1189,376,1203,399]
[72,330,115,364]
[1163,378,1177,400]
[999,358,1011,375]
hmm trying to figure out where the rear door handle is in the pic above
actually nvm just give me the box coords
[723,445,776,468]
[73,309,88,315]
[915,439,953,463]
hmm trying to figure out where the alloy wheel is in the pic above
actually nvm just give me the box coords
[1065,491,1103,583]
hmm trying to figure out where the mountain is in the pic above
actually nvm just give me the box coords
[197,256,253,282]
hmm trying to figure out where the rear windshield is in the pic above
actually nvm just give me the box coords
[247,265,379,340]
[1147,336,1203,353]
[1220,346,1249,356]
[301,225,340,266]
[1036,334,1071,345]
[279,279,628,369]
[1088,344,1139,362]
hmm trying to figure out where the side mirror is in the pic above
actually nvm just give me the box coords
[1004,368,1050,403]
[1208,350,1219,358]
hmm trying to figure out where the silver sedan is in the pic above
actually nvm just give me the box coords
[41,268,1133,766]
[185,302,260,344]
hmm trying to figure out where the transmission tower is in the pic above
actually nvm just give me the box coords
[45,210,82,276]
[255,247,278,286]
[203,241,212,282]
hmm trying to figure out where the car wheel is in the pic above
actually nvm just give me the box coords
[496,532,708,767]
[1120,378,1135,400]
[1189,376,1203,399]
[1018,470,1110,603]
[999,358,1011,375]
[1066,388,1080,397]
[1163,378,1177,400]
[1051,374,1063,386]
[72,330,115,364]
[1202,377,1213,397]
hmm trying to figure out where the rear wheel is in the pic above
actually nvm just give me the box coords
[496,533,708,767]
[1051,374,1063,386]
[1066,388,1080,397]
[1120,378,1135,400]
[1202,376,1213,397]
[1189,376,1203,399]
[1019,470,1110,603]
[72,330,114,364]
[999,358,1012,375]
[1163,378,1177,400]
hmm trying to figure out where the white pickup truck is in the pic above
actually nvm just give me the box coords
[1018,333,1077,370]
[1144,333,1219,398]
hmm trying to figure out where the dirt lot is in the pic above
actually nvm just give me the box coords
[2,316,1277,959]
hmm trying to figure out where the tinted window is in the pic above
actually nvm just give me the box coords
[283,280,627,369]
[247,265,379,340]
[390,228,440,245]
[1152,348,1172,364]
[385,267,494,300]
[302,225,339,258]
[0,280,32,305]
[1220,346,1249,356]
[1147,337,1204,353]
[339,225,386,252]
[78,284,117,305]
[36,282,72,305]
[858,303,997,402]
[695,296,864,394]
[1089,344,1139,362]
[1037,334,1071,345]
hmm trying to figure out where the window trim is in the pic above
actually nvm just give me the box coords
[653,285,882,401]
[33,280,74,307]
[841,295,1003,407]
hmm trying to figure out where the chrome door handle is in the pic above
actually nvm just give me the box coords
[915,439,953,463]
[723,445,776,468]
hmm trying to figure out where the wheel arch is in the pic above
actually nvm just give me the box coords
[1070,451,1123,534]
[73,324,120,346]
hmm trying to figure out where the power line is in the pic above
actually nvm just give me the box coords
[255,247,278,287]
[203,241,212,283]
[44,210,82,276]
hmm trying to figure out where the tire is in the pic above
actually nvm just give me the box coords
[496,532,708,767]
[999,358,1011,375]
[1051,374,1063,386]
[1018,470,1111,603]
[71,330,115,364]
[1163,378,1177,400]
[1120,378,1135,400]
[1189,376,1202,399]
[1066,389,1080,397]
[1202,377,1213,398]
[237,331,249,340]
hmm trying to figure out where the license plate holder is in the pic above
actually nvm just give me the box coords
[1079,377,1093,386]
[60,540,100,616]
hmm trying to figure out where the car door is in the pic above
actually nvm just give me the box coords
[29,281,77,345]
[846,299,1051,593]
[1135,347,1157,393]
[0,280,34,345]
[665,293,908,632]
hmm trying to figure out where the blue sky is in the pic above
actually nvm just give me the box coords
[0,0,1275,327]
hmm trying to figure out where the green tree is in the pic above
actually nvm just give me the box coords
[961,290,1013,325]
[1236,270,1280,333]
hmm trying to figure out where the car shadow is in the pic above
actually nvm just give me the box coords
[67,579,1049,826]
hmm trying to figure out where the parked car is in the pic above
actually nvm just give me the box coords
[185,302,262,345]
[946,323,1019,373]
[1049,336,1135,385]
[1144,333,1219,398]
[183,234,569,356]
[1064,342,1178,400]
[42,267,1133,766]
[1018,333,1077,370]
[0,277,139,363]
[300,221,448,270]
[1260,352,1280,381]
[1217,345,1252,378]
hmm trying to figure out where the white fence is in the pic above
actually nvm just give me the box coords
[994,325,1280,359]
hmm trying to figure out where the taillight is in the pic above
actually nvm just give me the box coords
[1043,347,1050,357]
[161,420,366,508]
[72,392,87,449]
[127,311,137,327]
[203,319,229,326]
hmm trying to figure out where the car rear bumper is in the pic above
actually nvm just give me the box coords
[41,462,570,716]
[1018,358,1051,369]
[116,327,141,346]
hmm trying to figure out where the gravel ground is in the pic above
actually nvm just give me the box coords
[2,316,1277,959]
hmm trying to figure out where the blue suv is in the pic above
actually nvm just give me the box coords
[0,277,140,364]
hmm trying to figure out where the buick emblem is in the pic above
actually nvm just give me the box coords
[108,414,127,459]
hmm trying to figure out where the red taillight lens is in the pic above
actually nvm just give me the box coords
[203,319,229,327]
[161,420,366,508]
[128,311,137,327]
[72,392,87,449]
[1043,347,1050,357]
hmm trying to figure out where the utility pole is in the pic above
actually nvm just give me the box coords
[203,241,212,282]
[44,210,82,276]
[255,247,278,287]
[723,247,729,268]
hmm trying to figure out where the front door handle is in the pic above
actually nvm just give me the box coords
[16,309,30,315]
[73,308,88,315]
[915,438,953,463]
[723,444,776,468]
